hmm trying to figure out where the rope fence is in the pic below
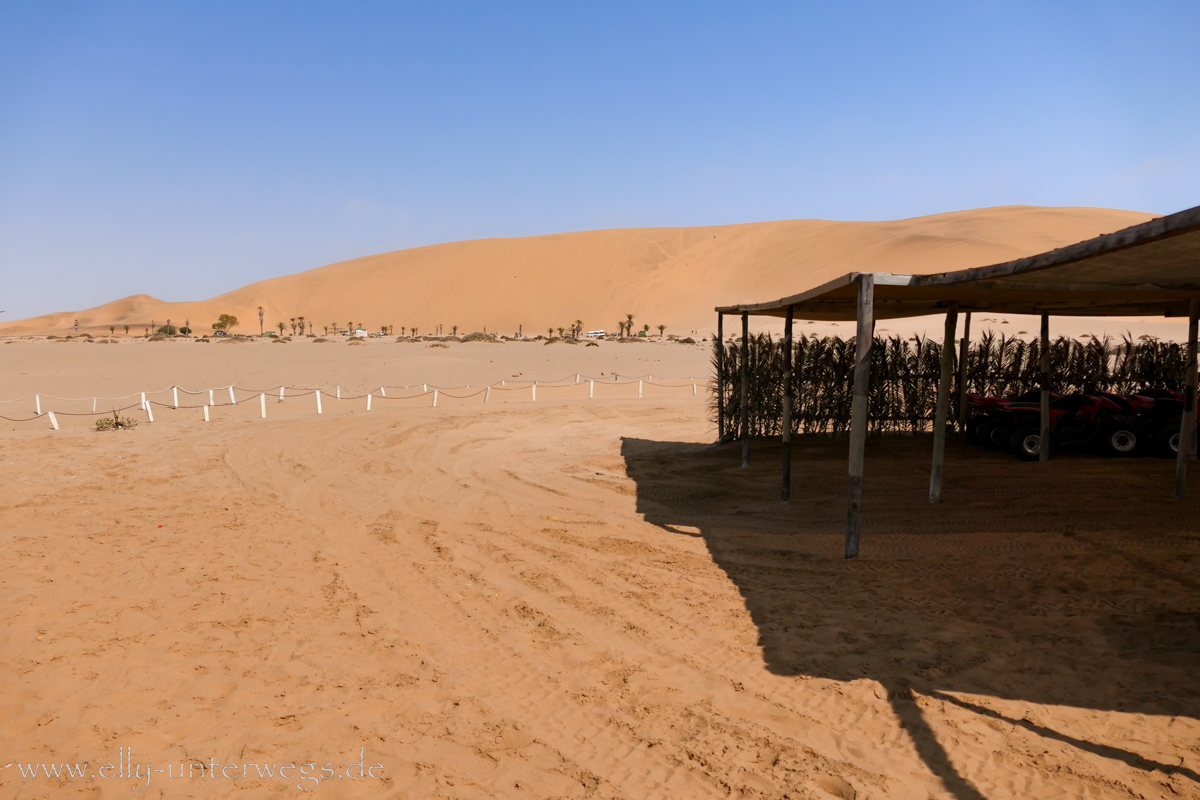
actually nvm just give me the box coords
[1,373,711,430]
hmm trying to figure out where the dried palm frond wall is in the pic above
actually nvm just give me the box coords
[712,332,1189,437]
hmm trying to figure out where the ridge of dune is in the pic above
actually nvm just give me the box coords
[0,205,1156,337]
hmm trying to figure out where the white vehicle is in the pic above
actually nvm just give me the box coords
[352,328,368,338]
[586,330,606,338]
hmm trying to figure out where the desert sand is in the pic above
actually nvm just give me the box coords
[1,205,1176,342]
[2,338,1198,799]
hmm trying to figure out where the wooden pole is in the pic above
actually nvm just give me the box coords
[929,304,958,503]
[716,313,725,440]
[740,312,750,468]
[1039,314,1051,463]
[781,305,794,503]
[846,274,875,559]
[957,311,971,432]
[1174,299,1200,499]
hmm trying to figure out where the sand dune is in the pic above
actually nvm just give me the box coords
[0,205,1156,338]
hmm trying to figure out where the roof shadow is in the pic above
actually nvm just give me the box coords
[620,434,1200,797]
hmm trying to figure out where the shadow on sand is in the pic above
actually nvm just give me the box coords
[621,434,1200,799]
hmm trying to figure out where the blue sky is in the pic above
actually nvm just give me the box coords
[2,1,1197,319]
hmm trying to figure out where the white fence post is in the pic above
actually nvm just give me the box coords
[575,373,580,383]
[315,391,323,414]
[47,411,59,430]
[590,380,594,399]
[209,388,215,406]
[92,398,97,413]
[203,405,210,422]
[484,387,490,404]
[279,386,285,401]
[260,393,266,418]
[336,385,341,400]
[173,386,179,408]
[692,382,697,396]
[35,394,40,415]
[140,392,146,411]
[532,384,537,401]
[145,403,154,423]
[366,393,372,411]
[228,385,236,405]
[432,390,438,407]
[423,383,427,392]
[380,386,386,397]
[638,380,643,398]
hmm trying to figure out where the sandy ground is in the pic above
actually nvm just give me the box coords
[2,344,1199,799]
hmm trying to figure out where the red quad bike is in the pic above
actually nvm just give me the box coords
[1120,388,1196,458]
[987,393,1143,461]
[965,391,1060,451]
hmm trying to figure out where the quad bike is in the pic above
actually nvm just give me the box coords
[965,390,1056,449]
[1122,388,1196,457]
[987,393,1143,461]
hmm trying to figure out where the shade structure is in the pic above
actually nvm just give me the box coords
[717,204,1200,320]
[713,203,1200,558]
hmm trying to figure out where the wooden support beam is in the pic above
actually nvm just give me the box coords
[957,311,972,432]
[930,304,958,503]
[716,313,725,440]
[1175,298,1200,499]
[741,312,750,468]
[781,305,794,503]
[846,275,875,559]
[1039,314,1051,463]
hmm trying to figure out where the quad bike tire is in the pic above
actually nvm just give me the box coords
[989,423,1016,452]
[974,419,999,449]
[1098,423,1139,457]
[1154,423,1197,458]
[966,416,990,445]
[1010,426,1046,461]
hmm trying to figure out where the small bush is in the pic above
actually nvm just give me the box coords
[313,337,329,343]
[273,337,289,343]
[677,337,696,344]
[195,338,210,343]
[586,341,599,347]
[460,332,499,343]
[95,410,138,431]
[347,339,365,345]
[429,343,449,348]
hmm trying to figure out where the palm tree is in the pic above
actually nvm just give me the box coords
[401,326,406,336]
[412,326,419,337]
[574,319,583,338]
[642,323,649,336]
[257,306,264,335]
[124,324,129,335]
[323,326,329,335]
[625,314,634,338]
[548,327,554,338]
[110,326,115,335]
[347,321,354,333]
[298,316,306,335]
[657,324,665,338]
[452,325,458,336]
[277,321,286,335]
[557,327,565,338]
